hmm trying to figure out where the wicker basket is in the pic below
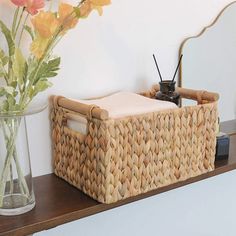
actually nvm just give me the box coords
[51,85,219,204]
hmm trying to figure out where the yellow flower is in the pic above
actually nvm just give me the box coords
[90,0,111,6]
[79,0,111,17]
[58,3,78,31]
[92,5,103,16]
[91,0,111,15]
[30,36,49,59]
[31,11,59,38]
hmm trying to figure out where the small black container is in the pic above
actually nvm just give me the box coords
[215,133,230,160]
[156,80,180,106]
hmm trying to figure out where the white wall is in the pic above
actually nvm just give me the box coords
[0,0,234,176]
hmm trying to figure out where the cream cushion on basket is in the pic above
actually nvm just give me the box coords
[67,92,177,134]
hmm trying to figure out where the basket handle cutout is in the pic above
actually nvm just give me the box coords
[64,112,89,137]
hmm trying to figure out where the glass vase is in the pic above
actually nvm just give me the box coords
[0,112,35,216]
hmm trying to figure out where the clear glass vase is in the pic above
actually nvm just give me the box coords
[0,112,35,216]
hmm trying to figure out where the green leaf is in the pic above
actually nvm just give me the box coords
[9,81,17,88]
[32,57,60,84]
[0,100,9,111]
[27,57,38,78]
[35,80,52,92]
[29,80,53,99]
[32,61,47,83]
[0,48,8,79]
[0,88,5,97]
[12,48,27,86]
[44,71,58,77]
[0,20,15,57]
[24,25,35,40]
[0,48,8,66]
[23,62,28,83]
[4,86,15,95]
[0,86,15,96]
[6,94,16,110]
[48,57,60,69]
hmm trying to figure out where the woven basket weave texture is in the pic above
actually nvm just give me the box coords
[51,86,218,204]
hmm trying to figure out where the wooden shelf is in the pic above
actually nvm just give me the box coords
[220,119,236,136]
[1,122,236,236]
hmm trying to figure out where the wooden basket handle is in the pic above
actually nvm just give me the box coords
[51,96,109,120]
[152,84,219,103]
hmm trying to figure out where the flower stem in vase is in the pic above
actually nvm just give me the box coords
[0,118,30,208]
[0,138,17,206]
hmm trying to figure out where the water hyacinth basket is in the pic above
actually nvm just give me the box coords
[50,85,219,204]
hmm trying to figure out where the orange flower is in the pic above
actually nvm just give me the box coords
[58,3,78,31]
[79,1,92,18]
[31,11,59,38]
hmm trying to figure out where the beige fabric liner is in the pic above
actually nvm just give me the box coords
[67,92,177,134]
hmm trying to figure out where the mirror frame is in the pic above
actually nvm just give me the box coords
[178,1,236,88]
